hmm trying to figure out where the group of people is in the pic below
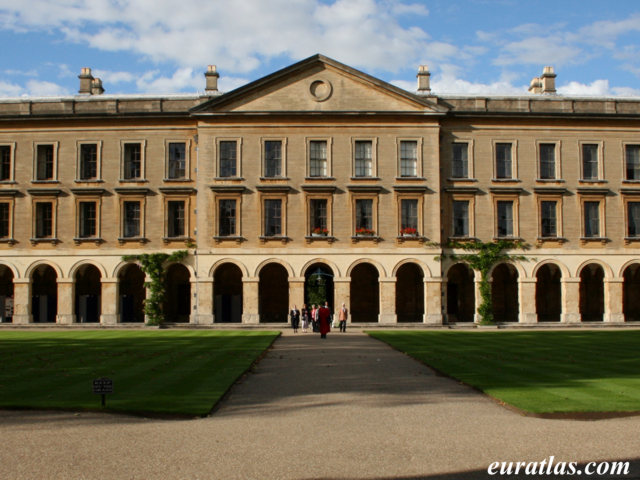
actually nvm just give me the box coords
[289,302,348,338]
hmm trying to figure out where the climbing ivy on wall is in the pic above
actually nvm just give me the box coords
[437,240,530,325]
[122,250,189,325]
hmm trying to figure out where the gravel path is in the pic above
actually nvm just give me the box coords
[1,330,639,479]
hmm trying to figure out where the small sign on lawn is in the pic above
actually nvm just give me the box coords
[92,377,113,407]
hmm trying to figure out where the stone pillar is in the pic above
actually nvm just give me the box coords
[193,278,214,324]
[334,278,350,324]
[289,277,305,319]
[379,277,397,324]
[473,274,483,324]
[518,278,537,323]
[57,279,74,324]
[561,277,581,323]
[143,278,152,324]
[12,279,31,324]
[604,277,625,323]
[100,278,118,325]
[242,277,260,324]
[424,277,444,324]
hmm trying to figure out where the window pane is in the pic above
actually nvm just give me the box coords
[168,143,186,179]
[0,203,9,238]
[123,143,141,179]
[218,199,236,236]
[541,201,557,237]
[79,202,96,238]
[497,201,513,237]
[264,141,282,177]
[79,144,97,180]
[452,201,469,237]
[539,143,556,180]
[400,140,417,177]
[168,201,185,237]
[495,143,512,179]
[582,144,598,180]
[123,202,140,238]
[35,203,53,238]
[452,143,468,178]
[629,202,640,237]
[626,145,640,180]
[584,201,600,237]
[219,141,237,177]
[355,199,373,231]
[309,140,327,177]
[0,145,11,181]
[354,140,372,177]
[36,145,54,180]
[310,199,327,232]
[401,199,418,232]
[264,199,282,236]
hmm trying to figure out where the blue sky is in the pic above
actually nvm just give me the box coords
[2,0,640,97]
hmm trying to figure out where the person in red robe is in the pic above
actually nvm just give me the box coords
[318,303,331,339]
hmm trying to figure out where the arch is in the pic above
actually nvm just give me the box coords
[25,261,63,280]
[446,263,475,322]
[214,262,243,323]
[118,263,145,323]
[488,260,526,280]
[166,261,196,280]
[535,263,562,322]
[68,260,108,279]
[254,258,294,278]
[491,263,519,322]
[576,259,613,279]
[210,258,250,278]
[0,261,19,279]
[396,262,424,323]
[75,264,102,323]
[346,258,386,277]
[0,264,14,323]
[304,262,335,311]
[164,263,191,323]
[258,263,289,323]
[391,258,431,277]
[350,262,380,323]
[622,263,640,322]
[579,263,604,322]
[31,264,58,323]
[532,259,571,279]
[300,258,341,278]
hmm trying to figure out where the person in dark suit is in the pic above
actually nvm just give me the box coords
[290,305,300,333]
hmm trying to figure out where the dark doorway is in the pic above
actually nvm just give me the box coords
[536,263,562,322]
[580,264,604,322]
[259,263,289,323]
[119,264,145,323]
[164,264,191,323]
[492,263,519,322]
[214,263,243,323]
[447,263,474,322]
[0,265,14,323]
[396,263,424,323]
[350,263,379,323]
[32,265,57,323]
[623,264,640,322]
[75,264,101,323]
[304,263,334,311]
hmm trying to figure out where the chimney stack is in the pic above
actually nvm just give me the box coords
[417,65,431,93]
[528,77,542,94]
[529,66,557,95]
[205,65,219,93]
[91,77,104,95]
[78,67,94,95]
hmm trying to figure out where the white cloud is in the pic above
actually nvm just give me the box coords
[0,80,23,97]
[494,36,582,67]
[25,79,69,96]
[557,80,611,96]
[135,68,200,94]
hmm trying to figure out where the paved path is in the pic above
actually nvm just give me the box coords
[1,330,639,480]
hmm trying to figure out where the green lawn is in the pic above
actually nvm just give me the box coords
[368,330,640,414]
[0,330,279,416]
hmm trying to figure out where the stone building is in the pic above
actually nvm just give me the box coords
[0,54,639,325]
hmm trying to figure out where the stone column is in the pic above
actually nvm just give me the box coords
[242,277,260,324]
[193,278,214,324]
[334,278,350,324]
[604,277,625,323]
[473,273,483,324]
[143,277,152,324]
[379,277,397,324]
[424,277,444,324]
[100,278,118,325]
[289,277,305,318]
[57,279,74,325]
[561,277,581,323]
[12,279,31,324]
[518,278,537,323]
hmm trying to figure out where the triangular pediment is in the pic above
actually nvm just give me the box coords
[192,55,447,115]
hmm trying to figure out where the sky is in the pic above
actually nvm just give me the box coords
[2,0,640,98]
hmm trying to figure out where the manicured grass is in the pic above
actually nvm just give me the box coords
[368,330,640,413]
[0,330,279,416]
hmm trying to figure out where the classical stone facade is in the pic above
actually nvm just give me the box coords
[1,54,639,326]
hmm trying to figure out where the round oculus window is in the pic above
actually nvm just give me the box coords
[309,79,332,102]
